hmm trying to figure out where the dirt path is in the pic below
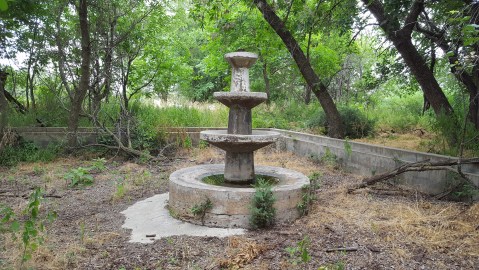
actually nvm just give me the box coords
[0,147,477,269]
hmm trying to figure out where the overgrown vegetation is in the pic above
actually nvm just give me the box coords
[285,236,312,265]
[0,188,57,267]
[249,179,276,229]
[0,139,60,167]
[297,172,322,216]
[191,197,213,225]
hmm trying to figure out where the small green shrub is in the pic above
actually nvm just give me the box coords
[297,172,321,216]
[0,188,57,264]
[249,179,276,229]
[285,236,312,265]
[64,167,94,187]
[90,158,107,172]
[307,106,375,138]
[191,197,213,225]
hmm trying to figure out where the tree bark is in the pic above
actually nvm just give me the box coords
[254,0,345,138]
[363,0,454,116]
[67,0,91,147]
[0,71,9,135]
[262,60,271,102]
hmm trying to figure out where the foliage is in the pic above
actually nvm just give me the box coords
[307,106,375,139]
[285,236,312,265]
[191,197,213,225]
[64,167,94,187]
[297,172,321,216]
[0,188,57,265]
[0,139,60,167]
[320,148,339,169]
[249,179,276,229]
[90,158,107,172]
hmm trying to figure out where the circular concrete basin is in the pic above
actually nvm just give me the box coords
[213,92,267,108]
[200,130,280,152]
[169,164,310,228]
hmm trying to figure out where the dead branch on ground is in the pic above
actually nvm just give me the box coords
[348,158,479,193]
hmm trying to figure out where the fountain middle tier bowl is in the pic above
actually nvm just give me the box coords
[213,92,267,108]
[200,130,280,152]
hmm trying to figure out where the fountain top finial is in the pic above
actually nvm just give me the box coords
[224,52,258,69]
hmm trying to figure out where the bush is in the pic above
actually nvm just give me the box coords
[306,106,375,139]
[249,179,276,229]
[0,139,61,167]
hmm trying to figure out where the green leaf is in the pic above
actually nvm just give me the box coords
[10,221,20,232]
[0,0,7,11]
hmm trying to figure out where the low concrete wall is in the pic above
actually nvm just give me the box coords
[164,127,479,197]
[13,127,101,147]
[14,126,479,197]
[271,129,479,196]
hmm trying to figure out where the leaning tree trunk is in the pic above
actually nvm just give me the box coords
[254,0,345,138]
[67,0,91,147]
[363,0,454,117]
[0,71,9,135]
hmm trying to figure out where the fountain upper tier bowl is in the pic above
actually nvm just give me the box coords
[224,52,258,68]
[200,130,280,152]
[214,92,267,108]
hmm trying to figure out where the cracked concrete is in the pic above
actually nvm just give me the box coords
[121,193,245,244]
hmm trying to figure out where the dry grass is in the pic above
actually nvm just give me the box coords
[355,132,433,152]
[308,187,479,261]
[218,236,269,270]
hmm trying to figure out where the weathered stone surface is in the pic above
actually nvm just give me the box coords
[214,92,267,108]
[169,164,310,228]
[224,52,258,93]
[200,130,280,152]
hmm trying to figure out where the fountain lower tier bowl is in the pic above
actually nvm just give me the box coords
[169,164,310,228]
[200,130,280,152]
[214,92,267,108]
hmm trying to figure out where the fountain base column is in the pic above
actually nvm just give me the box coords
[224,152,254,183]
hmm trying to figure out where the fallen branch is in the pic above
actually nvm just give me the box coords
[348,158,479,193]
[325,246,358,252]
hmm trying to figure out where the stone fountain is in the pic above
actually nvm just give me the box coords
[169,52,309,228]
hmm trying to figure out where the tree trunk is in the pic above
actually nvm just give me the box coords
[391,34,453,115]
[363,0,454,116]
[0,71,9,135]
[67,0,91,147]
[254,0,345,138]
[262,60,271,103]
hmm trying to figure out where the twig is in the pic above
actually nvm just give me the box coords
[325,246,358,252]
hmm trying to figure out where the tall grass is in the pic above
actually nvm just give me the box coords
[367,92,430,133]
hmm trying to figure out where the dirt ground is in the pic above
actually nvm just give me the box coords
[0,146,478,270]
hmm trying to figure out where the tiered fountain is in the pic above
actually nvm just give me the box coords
[169,52,309,228]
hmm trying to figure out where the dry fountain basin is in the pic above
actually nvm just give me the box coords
[168,51,310,228]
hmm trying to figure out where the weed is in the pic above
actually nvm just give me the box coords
[32,165,45,176]
[198,140,209,149]
[318,261,346,270]
[297,172,321,216]
[64,167,94,187]
[191,197,213,225]
[183,136,193,149]
[0,188,57,265]
[202,174,225,186]
[90,158,107,172]
[249,179,276,229]
[112,179,127,201]
[321,148,339,169]
[285,236,312,265]
[344,139,352,158]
